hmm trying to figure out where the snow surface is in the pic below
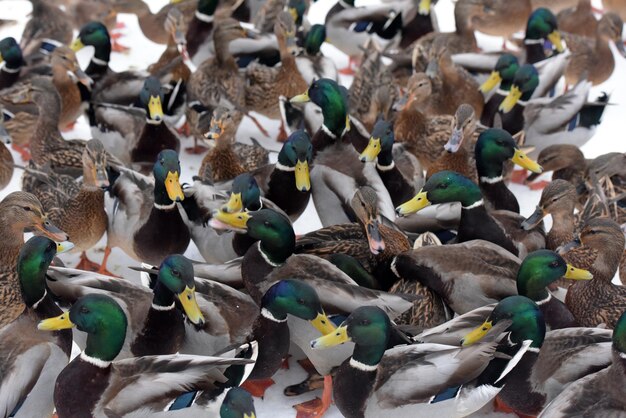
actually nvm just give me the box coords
[0,0,624,416]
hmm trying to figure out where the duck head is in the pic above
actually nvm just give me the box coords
[522,180,577,230]
[0,37,24,71]
[479,53,519,93]
[290,78,349,139]
[140,76,165,124]
[156,255,204,325]
[220,387,256,418]
[153,150,184,203]
[475,128,542,179]
[525,8,564,52]
[499,64,539,113]
[0,192,68,242]
[71,21,111,62]
[276,130,313,192]
[444,104,476,153]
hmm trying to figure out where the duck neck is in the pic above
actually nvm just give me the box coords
[258,234,294,266]
[590,241,622,282]
[548,210,575,247]
[517,275,551,303]
[34,90,62,127]
[0,212,26,245]
[92,41,112,65]
[84,326,125,363]
[377,146,394,168]
[153,180,176,209]
[151,280,176,310]
[351,339,388,369]
[524,42,546,64]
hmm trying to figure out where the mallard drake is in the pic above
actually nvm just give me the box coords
[397,171,546,257]
[7,77,86,176]
[524,144,587,192]
[475,128,543,213]
[522,180,579,250]
[49,46,92,130]
[22,139,110,273]
[516,249,592,329]
[218,387,256,418]
[199,107,269,183]
[539,310,626,417]
[557,0,597,37]
[563,12,625,86]
[295,24,338,85]
[561,218,626,328]
[524,8,565,64]
[37,293,253,417]
[20,0,72,59]
[359,119,424,207]
[245,12,308,140]
[295,186,411,290]
[426,104,479,182]
[0,236,73,418]
[185,0,220,65]
[0,37,24,90]
[479,54,520,127]
[310,302,528,418]
[105,149,189,269]
[0,191,68,328]
[46,254,258,358]
[461,296,613,417]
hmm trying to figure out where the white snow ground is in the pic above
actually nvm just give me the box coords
[0,0,624,416]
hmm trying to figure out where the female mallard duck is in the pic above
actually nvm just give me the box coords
[49,46,92,130]
[295,186,411,290]
[0,236,73,418]
[20,0,72,59]
[0,191,67,328]
[539,310,626,417]
[397,170,545,257]
[295,24,338,85]
[22,139,110,273]
[475,128,544,213]
[524,8,565,64]
[46,254,258,358]
[524,144,587,192]
[310,302,529,418]
[556,0,597,37]
[0,123,14,190]
[0,37,24,90]
[563,12,625,86]
[561,218,626,328]
[37,293,253,417]
[522,180,579,250]
[516,249,591,329]
[245,11,308,140]
[199,107,269,183]
[104,149,189,269]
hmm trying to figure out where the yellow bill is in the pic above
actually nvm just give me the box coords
[295,160,310,192]
[499,85,522,113]
[288,7,299,23]
[548,30,564,53]
[396,191,431,216]
[418,0,431,15]
[290,91,310,103]
[213,209,251,230]
[70,38,85,52]
[461,320,492,346]
[165,171,184,202]
[244,414,256,418]
[359,138,381,162]
[224,192,243,213]
[310,311,336,335]
[479,71,502,94]
[511,148,543,173]
[56,241,75,254]
[311,324,349,349]
[177,286,205,325]
[38,312,74,331]
[564,264,593,280]
[148,95,164,122]
[0,52,4,63]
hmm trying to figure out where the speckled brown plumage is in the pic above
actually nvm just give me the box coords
[471,0,532,38]
[148,7,191,84]
[0,141,14,190]
[20,0,72,58]
[50,46,87,130]
[557,0,597,37]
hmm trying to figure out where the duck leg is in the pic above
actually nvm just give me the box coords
[339,56,359,75]
[11,143,31,161]
[96,247,117,277]
[277,119,289,142]
[240,378,276,398]
[110,30,130,53]
[75,251,101,272]
[294,375,333,418]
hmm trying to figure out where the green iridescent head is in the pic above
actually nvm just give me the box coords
[198,0,219,16]
[277,130,313,192]
[221,173,262,214]
[18,236,64,307]
[139,76,165,123]
[153,150,184,204]
[475,128,542,178]
[479,54,519,93]
[0,37,24,70]
[526,8,558,41]
[71,21,111,61]
[396,170,482,215]
[288,0,307,26]
[305,24,326,55]
[290,78,349,138]
[220,387,256,418]
[517,250,592,301]
[311,306,391,367]
[613,311,626,354]
[498,65,540,113]
[261,280,323,320]
[463,296,545,348]
[359,119,394,166]
[156,255,205,325]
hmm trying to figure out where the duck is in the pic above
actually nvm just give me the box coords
[199,106,269,183]
[538,310,626,417]
[523,8,565,64]
[104,149,190,269]
[516,249,591,330]
[295,186,411,290]
[22,139,110,273]
[563,12,625,86]
[561,218,626,328]
[46,254,259,358]
[471,0,532,41]
[295,24,339,85]
[460,296,614,417]
[20,0,72,59]
[37,293,254,417]
[522,180,579,250]
[397,170,545,257]
[604,0,626,19]
[479,54,520,127]
[524,144,587,193]
[0,236,73,418]
[0,191,68,328]
[185,0,220,66]
[309,301,530,418]
[245,11,308,141]
[475,128,544,213]
[556,0,597,37]
[0,122,14,191]
[0,37,25,90]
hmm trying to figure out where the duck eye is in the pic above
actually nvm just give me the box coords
[264,221,271,227]
[22,206,32,211]
[297,298,305,305]
[438,183,448,189]
[171,269,180,277]
[80,306,89,314]
[360,319,370,326]
[549,261,559,268]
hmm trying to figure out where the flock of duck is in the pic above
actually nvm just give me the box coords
[0,0,626,417]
